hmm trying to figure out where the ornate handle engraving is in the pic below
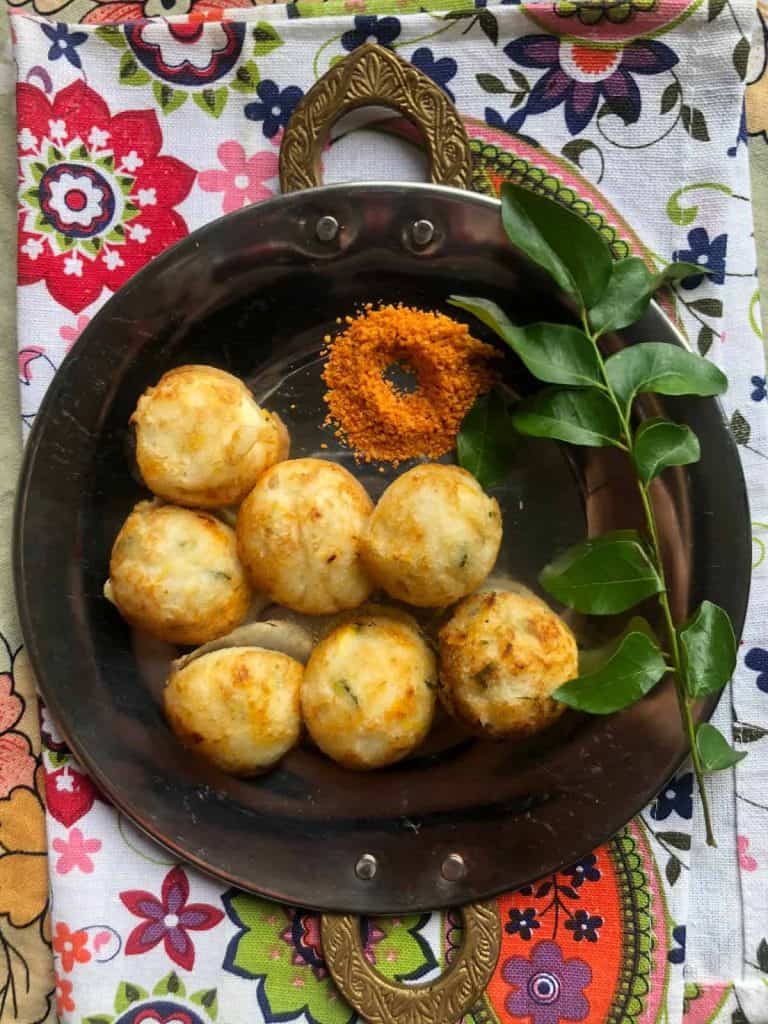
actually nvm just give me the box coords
[279,43,472,192]
[320,901,501,1024]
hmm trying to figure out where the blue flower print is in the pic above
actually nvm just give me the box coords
[673,228,728,290]
[245,81,304,140]
[565,909,603,943]
[751,376,767,402]
[668,925,686,964]
[505,907,541,940]
[41,23,88,70]
[485,107,526,134]
[503,34,678,136]
[341,16,401,53]
[728,100,747,157]
[651,772,693,821]
[745,647,768,693]
[410,48,457,102]
[561,854,601,888]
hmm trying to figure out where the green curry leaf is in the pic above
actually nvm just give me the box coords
[554,629,666,713]
[511,387,624,448]
[632,418,701,483]
[500,182,612,308]
[540,531,663,614]
[696,723,747,772]
[679,601,737,698]
[449,295,602,387]
[605,342,728,414]
[457,390,518,489]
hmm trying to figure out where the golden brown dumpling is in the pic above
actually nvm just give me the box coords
[131,365,289,508]
[361,464,502,607]
[108,501,250,645]
[164,647,302,774]
[236,458,374,615]
[438,590,577,738]
[301,611,436,769]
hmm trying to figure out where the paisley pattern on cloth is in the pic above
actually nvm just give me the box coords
[2,0,768,1021]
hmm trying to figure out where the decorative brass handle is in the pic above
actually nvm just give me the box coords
[321,902,501,1024]
[279,42,472,193]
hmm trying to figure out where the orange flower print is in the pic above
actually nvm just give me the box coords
[55,974,75,1015]
[53,922,91,972]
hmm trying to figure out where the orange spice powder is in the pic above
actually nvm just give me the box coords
[322,304,500,464]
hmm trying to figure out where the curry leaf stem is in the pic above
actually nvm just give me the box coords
[579,309,716,845]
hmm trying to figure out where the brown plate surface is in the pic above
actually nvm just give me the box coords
[14,183,751,913]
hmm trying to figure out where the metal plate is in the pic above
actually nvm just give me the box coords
[14,183,751,913]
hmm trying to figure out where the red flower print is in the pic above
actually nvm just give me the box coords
[199,141,278,214]
[53,922,91,972]
[82,0,253,26]
[44,763,103,827]
[55,974,75,1016]
[121,865,224,970]
[17,80,195,314]
[133,1011,196,1024]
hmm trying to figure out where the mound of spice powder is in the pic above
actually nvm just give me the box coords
[322,304,500,464]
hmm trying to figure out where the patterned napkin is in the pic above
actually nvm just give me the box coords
[7,1,768,1022]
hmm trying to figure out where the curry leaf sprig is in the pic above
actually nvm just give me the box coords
[450,182,744,847]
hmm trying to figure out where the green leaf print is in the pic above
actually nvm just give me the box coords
[193,88,228,118]
[153,972,185,998]
[366,914,438,984]
[95,25,125,48]
[731,409,751,445]
[114,983,148,1015]
[119,52,151,87]
[231,61,260,94]
[253,22,283,56]
[190,989,218,1020]
[223,894,355,1024]
[221,894,438,1024]
[153,81,188,114]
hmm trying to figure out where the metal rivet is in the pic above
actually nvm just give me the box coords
[355,853,378,880]
[412,219,435,247]
[316,215,340,242]
[441,853,466,882]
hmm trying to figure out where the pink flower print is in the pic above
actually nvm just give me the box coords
[738,835,758,872]
[0,672,24,734]
[52,828,102,875]
[18,347,52,386]
[199,141,278,214]
[120,865,224,970]
[59,315,90,353]
[0,670,36,797]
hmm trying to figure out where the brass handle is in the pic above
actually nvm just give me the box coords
[320,901,501,1024]
[279,43,472,193]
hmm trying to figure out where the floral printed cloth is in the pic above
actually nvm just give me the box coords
[3,1,768,1023]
